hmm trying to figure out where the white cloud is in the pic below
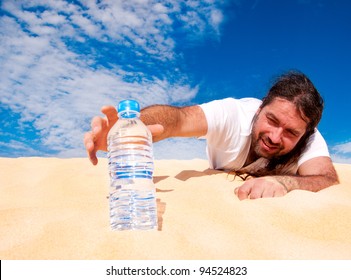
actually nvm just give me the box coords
[331,155,351,164]
[330,141,351,164]
[332,142,351,154]
[0,139,45,158]
[0,0,226,158]
[210,8,224,31]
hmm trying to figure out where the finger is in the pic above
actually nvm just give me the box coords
[88,150,98,165]
[101,105,118,126]
[84,131,94,152]
[242,180,262,199]
[148,124,164,137]
[91,116,104,135]
[84,132,98,165]
[248,190,262,199]
[234,185,251,200]
[261,188,275,198]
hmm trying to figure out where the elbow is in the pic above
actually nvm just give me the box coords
[327,171,340,187]
[328,166,340,186]
[333,175,340,185]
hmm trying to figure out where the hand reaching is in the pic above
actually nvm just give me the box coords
[84,105,164,165]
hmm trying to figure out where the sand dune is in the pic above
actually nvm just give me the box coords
[1,157,350,260]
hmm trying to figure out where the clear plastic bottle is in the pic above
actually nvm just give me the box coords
[107,99,157,230]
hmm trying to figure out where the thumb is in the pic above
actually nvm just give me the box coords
[148,124,164,137]
[101,106,118,126]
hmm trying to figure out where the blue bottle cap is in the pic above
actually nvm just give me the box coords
[118,99,140,113]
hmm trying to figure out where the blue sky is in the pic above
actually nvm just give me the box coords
[1,0,351,163]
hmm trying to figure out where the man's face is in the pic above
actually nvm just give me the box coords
[251,98,308,159]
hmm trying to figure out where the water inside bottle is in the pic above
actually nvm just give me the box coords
[108,123,157,230]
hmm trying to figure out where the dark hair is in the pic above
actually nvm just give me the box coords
[261,70,324,133]
[237,70,324,177]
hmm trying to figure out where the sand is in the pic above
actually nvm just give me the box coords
[0,157,351,260]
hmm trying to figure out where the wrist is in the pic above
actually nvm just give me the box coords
[274,176,298,192]
[275,178,289,192]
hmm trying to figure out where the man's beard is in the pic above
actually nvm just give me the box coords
[251,133,284,159]
[251,117,284,160]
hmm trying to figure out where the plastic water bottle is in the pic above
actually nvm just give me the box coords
[107,99,157,230]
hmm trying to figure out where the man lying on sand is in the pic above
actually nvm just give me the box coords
[84,70,339,200]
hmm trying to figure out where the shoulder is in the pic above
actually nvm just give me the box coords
[199,97,261,112]
[235,98,262,118]
[237,97,262,107]
[199,97,261,138]
[298,129,330,167]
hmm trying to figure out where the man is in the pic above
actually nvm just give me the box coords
[84,71,339,200]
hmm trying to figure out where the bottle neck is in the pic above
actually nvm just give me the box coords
[118,111,140,119]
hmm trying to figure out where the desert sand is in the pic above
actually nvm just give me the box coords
[0,157,350,260]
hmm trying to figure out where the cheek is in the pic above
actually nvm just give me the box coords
[282,137,300,152]
[252,116,267,135]
[252,123,263,143]
[256,124,272,140]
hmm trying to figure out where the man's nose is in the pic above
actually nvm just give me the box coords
[269,127,283,144]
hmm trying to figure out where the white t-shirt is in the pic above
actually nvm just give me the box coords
[199,98,330,172]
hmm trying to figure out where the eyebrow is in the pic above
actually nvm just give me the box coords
[265,112,303,136]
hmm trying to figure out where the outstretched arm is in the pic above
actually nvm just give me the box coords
[140,104,208,141]
[84,104,207,165]
[234,156,339,200]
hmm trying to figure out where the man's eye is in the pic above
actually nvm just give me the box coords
[267,117,278,125]
[287,130,298,137]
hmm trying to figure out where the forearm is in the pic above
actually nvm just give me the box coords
[235,158,339,200]
[273,173,339,193]
[140,104,207,142]
[140,105,181,141]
